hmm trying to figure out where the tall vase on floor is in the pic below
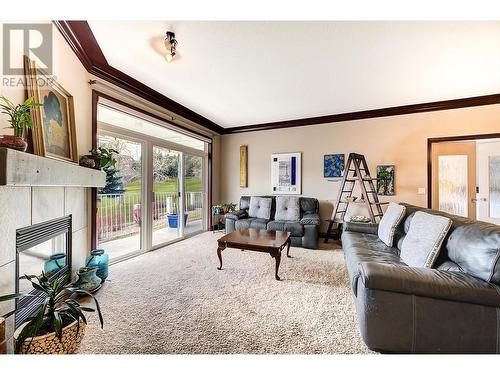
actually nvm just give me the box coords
[85,249,109,282]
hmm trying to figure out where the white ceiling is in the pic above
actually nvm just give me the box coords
[88,21,500,128]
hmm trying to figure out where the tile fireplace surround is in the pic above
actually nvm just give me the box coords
[0,186,90,353]
[0,148,106,353]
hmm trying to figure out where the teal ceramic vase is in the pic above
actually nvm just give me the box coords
[75,267,101,292]
[85,249,109,282]
[43,253,67,276]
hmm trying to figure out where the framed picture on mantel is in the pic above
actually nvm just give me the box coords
[24,56,79,163]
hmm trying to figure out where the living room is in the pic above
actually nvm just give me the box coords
[1,1,500,373]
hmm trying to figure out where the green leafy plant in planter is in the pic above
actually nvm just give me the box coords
[221,202,237,214]
[80,146,119,170]
[0,271,103,354]
[0,96,42,152]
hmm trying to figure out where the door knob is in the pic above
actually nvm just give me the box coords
[471,198,478,203]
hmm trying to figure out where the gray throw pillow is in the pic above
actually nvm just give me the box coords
[248,197,272,220]
[275,196,300,221]
[378,203,406,246]
[400,211,452,268]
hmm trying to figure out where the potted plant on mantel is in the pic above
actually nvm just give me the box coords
[0,96,41,152]
[80,146,119,170]
[0,271,103,354]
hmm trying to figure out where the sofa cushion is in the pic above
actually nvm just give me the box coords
[235,218,270,230]
[446,222,500,285]
[400,211,452,268]
[299,213,320,226]
[267,220,304,237]
[248,197,272,219]
[274,196,300,221]
[378,203,406,246]
[300,197,318,214]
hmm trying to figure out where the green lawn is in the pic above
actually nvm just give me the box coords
[125,177,202,193]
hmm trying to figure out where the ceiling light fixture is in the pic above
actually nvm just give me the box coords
[164,31,178,62]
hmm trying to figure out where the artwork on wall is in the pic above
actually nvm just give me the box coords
[324,154,345,178]
[377,165,395,196]
[271,152,301,195]
[24,56,79,163]
[240,145,248,188]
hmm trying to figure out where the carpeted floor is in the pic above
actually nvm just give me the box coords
[78,232,371,354]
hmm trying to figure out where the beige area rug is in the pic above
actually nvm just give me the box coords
[78,232,371,354]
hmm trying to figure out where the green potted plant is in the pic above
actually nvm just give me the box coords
[0,96,41,152]
[81,146,119,170]
[221,202,237,214]
[0,271,103,354]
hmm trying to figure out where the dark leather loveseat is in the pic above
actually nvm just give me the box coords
[225,196,320,249]
[342,203,500,353]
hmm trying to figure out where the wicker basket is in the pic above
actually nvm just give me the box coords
[14,319,85,354]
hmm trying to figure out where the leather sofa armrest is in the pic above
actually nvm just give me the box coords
[300,213,320,226]
[358,262,500,307]
[226,209,248,221]
[343,222,379,235]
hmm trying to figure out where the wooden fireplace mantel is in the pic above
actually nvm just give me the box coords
[0,148,106,187]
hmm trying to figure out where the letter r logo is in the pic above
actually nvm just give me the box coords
[2,23,52,75]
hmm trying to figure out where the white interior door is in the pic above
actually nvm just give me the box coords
[476,140,500,224]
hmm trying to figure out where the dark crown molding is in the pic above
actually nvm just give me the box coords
[225,93,500,134]
[53,20,225,135]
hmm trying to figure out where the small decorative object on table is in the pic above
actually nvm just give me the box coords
[348,215,372,223]
[0,95,41,152]
[0,271,103,354]
[86,249,109,282]
[43,252,67,276]
[74,267,102,293]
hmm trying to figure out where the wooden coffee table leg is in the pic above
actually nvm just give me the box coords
[217,244,225,270]
[274,251,281,281]
[286,238,291,258]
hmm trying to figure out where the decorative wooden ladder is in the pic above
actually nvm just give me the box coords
[324,153,387,243]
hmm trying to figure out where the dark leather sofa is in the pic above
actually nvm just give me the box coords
[342,203,500,353]
[225,196,320,249]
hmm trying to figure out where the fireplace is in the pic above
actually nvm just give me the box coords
[15,215,72,328]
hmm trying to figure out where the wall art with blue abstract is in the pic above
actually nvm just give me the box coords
[324,154,345,178]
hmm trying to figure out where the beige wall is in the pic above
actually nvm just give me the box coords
[220,104,500,231]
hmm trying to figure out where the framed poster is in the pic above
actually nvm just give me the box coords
[24,56,79,163]
[271,152,301,195]
[324,154,345,178]
[240,145,248,188]
[377,165,395,195]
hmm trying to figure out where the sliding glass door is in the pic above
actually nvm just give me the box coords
[184,154,204,235]
[152,146,181,246]
[96,134,143,260]
[96,99,208,262]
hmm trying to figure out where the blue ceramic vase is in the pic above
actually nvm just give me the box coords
[85,249,109,282]
[43,253,67,276]
[75,267,101,292]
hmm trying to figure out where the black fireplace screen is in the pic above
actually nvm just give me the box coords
[15,215,72,328]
